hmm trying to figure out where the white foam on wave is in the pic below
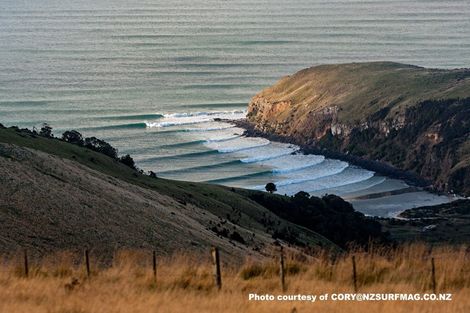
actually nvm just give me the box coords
[263,154,326,173]
[187,126,244,142]
[204,133,241,142]
[146,110,246,128]
[204,136,270,153]
[184,122,238,132]
[238,142,300,163]
[252,159,349,189]
[277,166,375,196]
[316,175,387,198]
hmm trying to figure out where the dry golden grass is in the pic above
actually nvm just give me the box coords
[0,244,469,313]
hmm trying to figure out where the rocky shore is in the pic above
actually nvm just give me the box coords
[242,62,470,196]
[232,118,431,189]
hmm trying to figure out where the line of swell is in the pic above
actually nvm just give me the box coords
[205,170,274,183]
[80,122,148,131]
[300,171,376,194]
[98,113,163,121]
[139,150,219,162]
[325,176,388,197]
[157,154,325,176]
[262,165,350,188]
[157,133,262,149]
[211,142,271,153]
[120,139,210,155]
[158,160,243,175]
[271,158,326,173]
[240,149,299,163]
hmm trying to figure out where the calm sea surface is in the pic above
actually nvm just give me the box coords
[1,0,468,216]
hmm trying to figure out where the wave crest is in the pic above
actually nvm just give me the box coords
[146,110,246,128]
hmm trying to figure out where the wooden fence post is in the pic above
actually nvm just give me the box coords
[352,255,358,292]
[211,247,222,290]
[280,246,286,292]
[23,249,29,278]
[431,257,437,294]
[85,249,91,278]
[152,250,157,284]
[329,256,336,280]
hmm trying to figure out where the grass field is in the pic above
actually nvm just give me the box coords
[253,62,470,123]
[0,243,468,313]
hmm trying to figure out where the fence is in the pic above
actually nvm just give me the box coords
[15,246,447,294]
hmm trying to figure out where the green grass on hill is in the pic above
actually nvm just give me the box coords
[1,126,395,250]
[258,62,470,123]
[0,127,336,249]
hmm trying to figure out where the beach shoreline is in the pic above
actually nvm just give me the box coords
[229,118,448,195]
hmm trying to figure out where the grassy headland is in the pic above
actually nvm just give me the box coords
[246,62,470,195]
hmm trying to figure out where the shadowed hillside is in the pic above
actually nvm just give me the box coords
[0,126,390,260]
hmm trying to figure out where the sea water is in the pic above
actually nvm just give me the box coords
[1,0,468,216]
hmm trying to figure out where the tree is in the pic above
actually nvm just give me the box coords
[265,182,277,194]
[39,123,53,138]
[119,154,136,170]
[148,171,158,179]
[62,130,84,146]
[84,137,118,159]
[294,191,310,200]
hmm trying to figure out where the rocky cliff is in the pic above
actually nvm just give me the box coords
[247,62,470,196]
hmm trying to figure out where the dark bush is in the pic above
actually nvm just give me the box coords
[119,154,136,170]
[229,231,245,244]
[62,130,84,146]
[84,137,118,159]
[247,191,387,248]
[39,123,53,138]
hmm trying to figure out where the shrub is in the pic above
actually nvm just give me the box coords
[229,231,245,244]
[84,137,118,159]
[62,130,84,146]
[119,154,136,170]
[39,123,53,138]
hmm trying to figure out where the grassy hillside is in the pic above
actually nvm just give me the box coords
[247,62,470,195]
[1,244,468,313]
[0,126,390,259]
[252,62,470,122]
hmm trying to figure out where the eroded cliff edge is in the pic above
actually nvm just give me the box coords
[247,62,470,196]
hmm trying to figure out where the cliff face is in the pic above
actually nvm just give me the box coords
[247,62,470,195]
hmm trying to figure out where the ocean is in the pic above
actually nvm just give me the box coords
[1,0,468,217]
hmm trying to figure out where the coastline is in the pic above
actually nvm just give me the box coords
[230,118,440,193]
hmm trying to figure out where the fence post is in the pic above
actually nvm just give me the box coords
[211,247,222,290]
[85,249,91,278]
[431,257,437,294]
[352,255,358,292]
[152,250,157,284]
[329,256,336,280]
[280,246,286,292]
[23,249,29,278]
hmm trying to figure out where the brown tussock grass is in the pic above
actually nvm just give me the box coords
[0,243,469,313]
